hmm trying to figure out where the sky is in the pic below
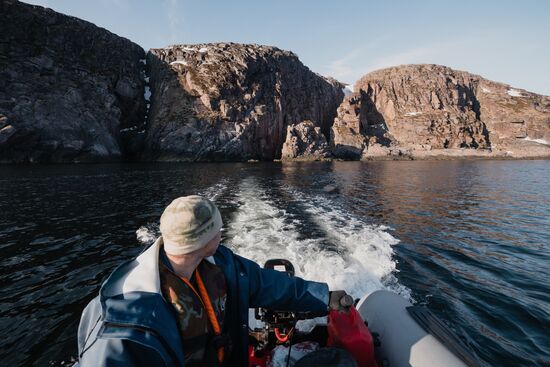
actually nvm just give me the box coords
[24,0,550,95]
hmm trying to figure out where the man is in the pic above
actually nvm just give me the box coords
[77,195,349,366]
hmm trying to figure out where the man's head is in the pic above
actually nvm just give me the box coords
[160,195,223,257]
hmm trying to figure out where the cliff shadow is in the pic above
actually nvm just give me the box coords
[124,51,229,162]
[457,84,492,149]
[360,87,393,147]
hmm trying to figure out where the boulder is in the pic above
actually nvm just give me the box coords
[331,95,367,159]
[281,120,331,160]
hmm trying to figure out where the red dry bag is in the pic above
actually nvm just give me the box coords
[327,306,378,367]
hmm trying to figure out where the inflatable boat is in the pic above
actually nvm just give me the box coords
[249,259,479,367]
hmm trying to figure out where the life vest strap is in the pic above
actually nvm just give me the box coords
[195,268,225,364]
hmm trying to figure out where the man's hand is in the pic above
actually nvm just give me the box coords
[329,290,354,312]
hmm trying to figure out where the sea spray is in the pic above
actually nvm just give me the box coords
[136,224,158,244]
[197,179,230,201]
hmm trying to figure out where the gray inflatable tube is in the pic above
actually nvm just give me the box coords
[357,290,478,367]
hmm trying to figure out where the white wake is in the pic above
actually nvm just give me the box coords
[226,179,410,301]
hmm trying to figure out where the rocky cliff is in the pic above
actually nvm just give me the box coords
[1,2,548,163]
[0,0,146,163]
[331,64,550,159]
[143,43,344,161]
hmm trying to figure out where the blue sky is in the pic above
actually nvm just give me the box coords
[25,0,550,95]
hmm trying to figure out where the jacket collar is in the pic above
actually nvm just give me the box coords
[98,237,185,366]
[102,237,217,299]
[100,237,163,300]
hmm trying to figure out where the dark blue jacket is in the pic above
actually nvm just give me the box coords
[77,237,329,366]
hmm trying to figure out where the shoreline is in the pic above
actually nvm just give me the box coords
[1,154,550,165]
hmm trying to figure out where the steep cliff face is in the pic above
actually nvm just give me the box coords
[0,0,146,163]
[332,64,550,159]
[143,43,344,161]
[474,80,550,156]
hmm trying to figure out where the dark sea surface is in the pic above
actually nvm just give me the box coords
[0,160,549,366]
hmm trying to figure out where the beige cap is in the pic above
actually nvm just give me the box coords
[160,195,223,255]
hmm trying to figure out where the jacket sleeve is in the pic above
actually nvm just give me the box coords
[235,253,329,315]
[80,338,167,367]
[77,297,169,367]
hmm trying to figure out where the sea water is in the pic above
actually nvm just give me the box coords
[0,160,548,366]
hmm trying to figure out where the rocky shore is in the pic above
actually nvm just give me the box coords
[1,0,548,163]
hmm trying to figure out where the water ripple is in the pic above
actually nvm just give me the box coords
[0,161,549,366]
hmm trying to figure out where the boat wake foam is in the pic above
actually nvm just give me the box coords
[227,179,410,301]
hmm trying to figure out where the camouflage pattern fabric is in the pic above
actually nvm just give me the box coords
[160,259,227,366]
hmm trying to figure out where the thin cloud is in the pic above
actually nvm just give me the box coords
[323,35,394,84]
[164,0,185,45]
[325,38,475,85]
[325,48,362,82]
[366,46,440,72]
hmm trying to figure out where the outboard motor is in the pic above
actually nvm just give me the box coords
[249,259,378,367]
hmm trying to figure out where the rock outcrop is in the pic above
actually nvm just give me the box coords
[1,1,548,163]
[0,0,146,163]
[281,120,331,160]
[331,95,367,159]
[143,43,343,161]
[332,64,550,160]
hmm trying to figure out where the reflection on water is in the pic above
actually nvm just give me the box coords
[0,160,549,366]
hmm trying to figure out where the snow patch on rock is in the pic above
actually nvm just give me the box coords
[342,85,354,97]
[523,137,549,145]
[170,60,188,66]
[120,126,137,132]
[507,89,522,97]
